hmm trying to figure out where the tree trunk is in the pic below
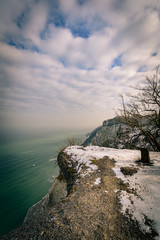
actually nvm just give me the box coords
[141,148,150,164]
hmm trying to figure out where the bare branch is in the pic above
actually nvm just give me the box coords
[117,65,160,151]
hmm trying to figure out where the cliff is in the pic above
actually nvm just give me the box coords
[83,117,157,150]
[1,146,160,240]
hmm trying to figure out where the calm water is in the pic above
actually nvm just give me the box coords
[0,129,87,236]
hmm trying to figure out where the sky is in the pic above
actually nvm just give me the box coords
[0,0,160,132]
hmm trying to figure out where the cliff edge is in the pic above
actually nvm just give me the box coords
[1,146,160,240]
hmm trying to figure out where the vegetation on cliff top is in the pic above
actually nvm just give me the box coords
[117,65,160,151]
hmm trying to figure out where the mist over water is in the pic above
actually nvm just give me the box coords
[0,127,88,236]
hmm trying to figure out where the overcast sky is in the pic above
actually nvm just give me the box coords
[0,0,160,131]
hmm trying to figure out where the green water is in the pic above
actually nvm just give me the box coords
[0,129,87,236]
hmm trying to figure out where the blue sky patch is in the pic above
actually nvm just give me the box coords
[69,16,107,38]
[152,52,157,57]
[53,13,66,28]
[77,0,88,6]
[60,58,68,68]
[8,38,40,53]
[71,24,91,38]
[8,39,27,50]
[137,65,146,72]
[16,7,30,29]
[111,54,123,68]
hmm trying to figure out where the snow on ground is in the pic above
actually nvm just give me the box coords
[94,177,101,185]
[65,146,141,175]
[112,151,160,237]
[64,146,160,238]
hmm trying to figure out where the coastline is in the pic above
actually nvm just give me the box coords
[1,146,160,239]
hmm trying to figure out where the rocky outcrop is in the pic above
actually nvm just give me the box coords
[1,146,160,240]
[24,177,67,224]
[83,117,153,150]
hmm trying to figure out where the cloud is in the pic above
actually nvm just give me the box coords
[0,0,160,131]
[22,2,48,44]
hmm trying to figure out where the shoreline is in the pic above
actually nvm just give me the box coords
[1,146,160,239]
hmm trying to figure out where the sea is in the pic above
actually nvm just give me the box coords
[0,128,88,236]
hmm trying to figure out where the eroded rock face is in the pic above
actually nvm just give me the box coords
[1,146,159,240]
[83,117,154,150]
[24,175,67,224]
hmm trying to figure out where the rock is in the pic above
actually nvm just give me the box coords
[24,174,67,224]
[83,117,156,150]
[140,148,150,164]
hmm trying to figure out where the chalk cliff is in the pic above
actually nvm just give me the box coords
[83,117,157,150]
[1,146,160,240]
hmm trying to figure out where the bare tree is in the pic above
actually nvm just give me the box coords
[117,66,160,151]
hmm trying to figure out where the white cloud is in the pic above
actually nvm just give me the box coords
[22,2,48,44]
[0,0,160,131]
[41,25,73,58]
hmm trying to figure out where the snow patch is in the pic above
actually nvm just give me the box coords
[112,152,160,237]
[64,146,160,237]
[94,177,101,185]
